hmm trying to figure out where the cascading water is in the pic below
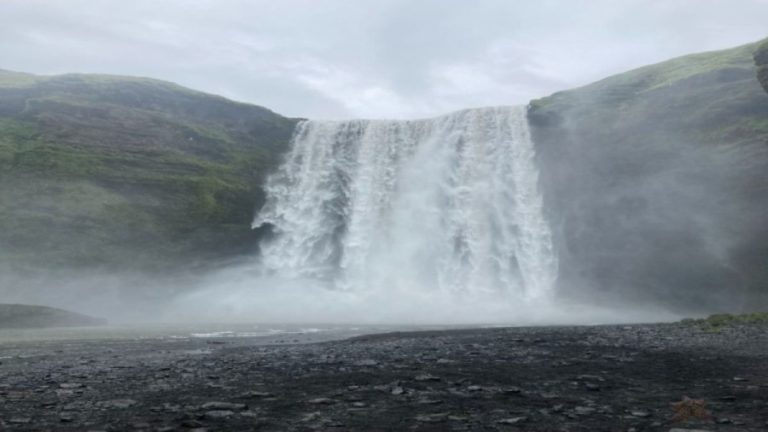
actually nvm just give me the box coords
[253,106,557,303]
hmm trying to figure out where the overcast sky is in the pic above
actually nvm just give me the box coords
[1,0,767,119]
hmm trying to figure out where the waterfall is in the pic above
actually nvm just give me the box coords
[254,106,557,301]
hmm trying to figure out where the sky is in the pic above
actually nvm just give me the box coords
[1,0,767,120]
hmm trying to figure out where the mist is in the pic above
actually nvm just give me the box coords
[3,4,768,431]
[529,53,768,314]
[0,262,682,328]
[0,105,694,328]
[2,0,767,119]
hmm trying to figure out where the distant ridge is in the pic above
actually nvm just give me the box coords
[0,304,106,328]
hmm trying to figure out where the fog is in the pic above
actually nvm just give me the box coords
[3,93,765,328]
[2,0,767,119]
[529,62,768,315]
[0,263,682,327]
[173,267,683,326]
[2,2,766,328]
[0,105,698,328]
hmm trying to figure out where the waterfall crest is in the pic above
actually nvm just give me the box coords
[254,106,557,300]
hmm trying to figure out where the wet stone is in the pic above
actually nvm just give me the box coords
[574,406,596,415]
[502,386,522,394]
[201,401,247,410]
[414,373,440,382]
[97,399,138,409]
[9,417,31,424]
[203,410,235,419]
[241,391,274,398]
[0,321,766,431]
[668,429,712,432]
[415,413,449,423]
[497,416,527,425]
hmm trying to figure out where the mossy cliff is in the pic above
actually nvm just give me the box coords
[529,38,768,312]
[0,71,298,271]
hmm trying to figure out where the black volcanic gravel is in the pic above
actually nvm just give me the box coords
[1,323,767,431]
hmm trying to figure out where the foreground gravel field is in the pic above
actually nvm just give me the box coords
[1,322,767,431]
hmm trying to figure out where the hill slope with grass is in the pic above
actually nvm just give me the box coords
[529,38,768,312]
[0,70,298,272]
[2,39,767,314]
[0,303,106,328]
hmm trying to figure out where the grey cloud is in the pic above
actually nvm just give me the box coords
[0,0,767,119]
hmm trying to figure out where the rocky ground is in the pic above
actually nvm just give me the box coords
[1,322,767,431]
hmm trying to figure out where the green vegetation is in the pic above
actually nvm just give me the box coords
[0,69,298,271]
[755,39,768,93]
[0,69,44,88]
[0,303,106,328]
[529,37,768,311]
[682,312,768,331]
[595,42,757,92]
[530,39,768,145]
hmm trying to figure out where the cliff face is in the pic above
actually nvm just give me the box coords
[0,71,298,272]
[529,39,768,312]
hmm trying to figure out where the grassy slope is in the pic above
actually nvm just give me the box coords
[0,303,106,328]
[530,40,768,143]
[529,38,768,312]
[0,70,298,271]
[756,39,768,92]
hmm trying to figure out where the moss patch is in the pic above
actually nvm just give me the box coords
[682,312,768,332]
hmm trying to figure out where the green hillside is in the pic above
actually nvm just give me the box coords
[529,38,768,311]
[2,38,767,313]
[0,70,298,271]
[756,39,768,92]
